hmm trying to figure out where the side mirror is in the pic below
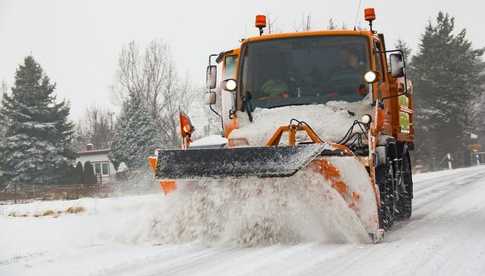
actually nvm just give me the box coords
[206,65,217,90]
[389,53,404,78]
[206,92,216,105]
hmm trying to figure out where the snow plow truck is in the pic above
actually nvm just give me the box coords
[148,8,414,242]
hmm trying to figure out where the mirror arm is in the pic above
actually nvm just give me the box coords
[381,91,407,101]
[208,54,218,68]
[207,53,224,134]
[381,73,409,101]
[209,103,224,132]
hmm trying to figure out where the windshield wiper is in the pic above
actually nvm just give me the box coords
[264,103,309,109]
[243,91,254,122]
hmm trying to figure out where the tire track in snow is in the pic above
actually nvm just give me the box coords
[412,168,485,214]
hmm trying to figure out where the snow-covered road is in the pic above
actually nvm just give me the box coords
[2,166,485,276]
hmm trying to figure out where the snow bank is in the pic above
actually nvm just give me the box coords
[0,194,164,263]
[229,100,372,146]
[0,195,157,218]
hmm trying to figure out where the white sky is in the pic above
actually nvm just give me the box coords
[1,0,484,120]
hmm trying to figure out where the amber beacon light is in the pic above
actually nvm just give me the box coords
[255,15,267,35]
[364,8,376,32]
[364,8,376,21]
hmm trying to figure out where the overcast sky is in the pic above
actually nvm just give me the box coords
[1,0,484,120]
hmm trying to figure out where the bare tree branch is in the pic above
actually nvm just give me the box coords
[114,39,195,147]
[74,105,115,150]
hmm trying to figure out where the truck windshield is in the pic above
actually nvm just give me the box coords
[241,36,371,108]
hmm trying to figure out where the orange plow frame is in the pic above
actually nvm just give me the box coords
[265,124,381,238]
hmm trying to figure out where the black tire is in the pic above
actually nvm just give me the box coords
[396,151,413,220]
[376,154,396,231]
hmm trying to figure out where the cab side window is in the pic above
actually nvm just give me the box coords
[223,55,238,80]
[373,41,385,82]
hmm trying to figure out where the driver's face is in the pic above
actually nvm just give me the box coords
[344,52,359,68]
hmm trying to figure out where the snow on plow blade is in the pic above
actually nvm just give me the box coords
[152,144,382,242]
[155,144,332,179]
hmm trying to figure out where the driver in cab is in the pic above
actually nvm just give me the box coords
[260,79,289,99]
[328,47,369,98]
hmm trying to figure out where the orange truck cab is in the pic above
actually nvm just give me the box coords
[202,9,414,231]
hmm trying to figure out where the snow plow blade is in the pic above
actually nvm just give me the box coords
[151,142,381,242]
[151,149,381,243]
[154,144,344,179]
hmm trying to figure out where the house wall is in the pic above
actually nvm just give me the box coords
[75,153,116,178]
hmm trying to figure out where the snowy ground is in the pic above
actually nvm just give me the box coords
[2,166,485,276]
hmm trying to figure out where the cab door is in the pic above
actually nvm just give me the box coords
[220,53,240,136]
[397,80,414,140]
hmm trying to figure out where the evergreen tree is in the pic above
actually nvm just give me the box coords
[0,56,75,184]
[0,82,7,138]
[475,88,485,148]
[110,92,160,169]
[59,163,75,185]
[410,12,485,168]
[83,161,97,185]
[0,81,9,185]
[73,161,84,184]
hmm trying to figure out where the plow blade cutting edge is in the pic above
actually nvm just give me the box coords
[155,144,333,179]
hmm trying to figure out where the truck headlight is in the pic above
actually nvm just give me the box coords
[364,71,377,83]
[361,114,372,125]
[224,79,237,91]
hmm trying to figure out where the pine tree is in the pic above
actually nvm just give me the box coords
[0,56,75,184]
[83,161,97,184]
[0,83,7,185]
[475,88,485,148]
[110,92,160,169]
[59,163,75,185]
[73,161,84,184]
[410,12,485,168]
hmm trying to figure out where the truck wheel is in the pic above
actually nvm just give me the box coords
[396,151,413,220]
[376,158,395,230]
